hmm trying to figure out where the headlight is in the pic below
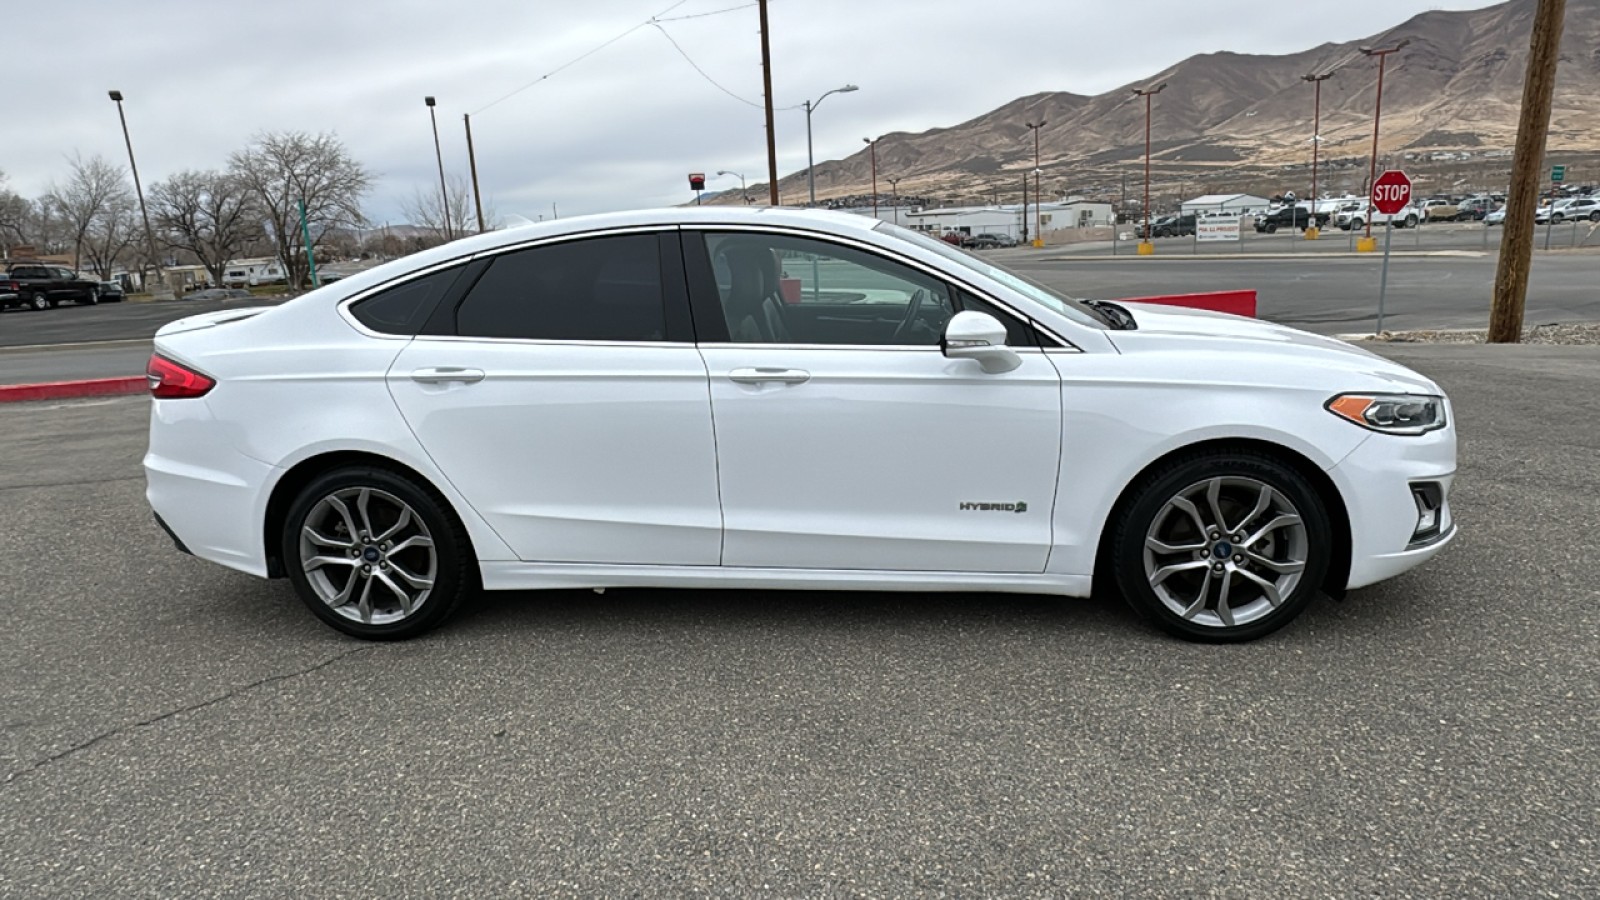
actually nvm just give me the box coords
[1325,393,1447,435]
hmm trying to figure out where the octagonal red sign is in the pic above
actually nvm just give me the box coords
[1371,170,1413,215]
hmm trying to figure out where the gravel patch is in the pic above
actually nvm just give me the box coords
[1362,322,1600,345]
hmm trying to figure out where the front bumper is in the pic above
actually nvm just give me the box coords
[1327,423,1458,590]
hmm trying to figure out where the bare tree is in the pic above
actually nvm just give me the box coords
[46,154,132,269]
[399,172,488,247]
[151,169,263,287]
[82,197,140,281]
[229,131,369,289]
[0,170,30,253]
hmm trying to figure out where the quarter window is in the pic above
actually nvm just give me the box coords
[455,234,667,342]
[349,265,463,336]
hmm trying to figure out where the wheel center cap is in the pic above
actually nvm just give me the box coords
[362,546,382,562]
[1212,542,1233,559]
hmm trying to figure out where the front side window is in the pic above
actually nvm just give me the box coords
[455,234,666,342]
[701,232,952,346]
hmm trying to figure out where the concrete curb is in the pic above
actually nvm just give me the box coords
[0,376,146,404]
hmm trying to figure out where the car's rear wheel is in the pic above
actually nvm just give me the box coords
[83,287,98,305]
[29,292,49,311]
[1112,451,1331,642]
[282,466,476,640]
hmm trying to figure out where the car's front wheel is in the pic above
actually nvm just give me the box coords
[1111,451,1332,642]
[282,466,476,640]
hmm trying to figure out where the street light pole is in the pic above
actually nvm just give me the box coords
[425,96,452,240]
[1131,83,1167,254]
[107,90,166,297]
[1026,120,1046,247]
[1303,70,1335,239]
[863,137,879,218]
[804,84,859,206]
[886,176,901,225]
[716,170,749,204]
[1359,41,1409,246]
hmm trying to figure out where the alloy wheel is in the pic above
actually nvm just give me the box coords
[1142,476,1309,629]
[298,486,437,625]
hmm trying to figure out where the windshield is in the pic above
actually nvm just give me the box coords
[873,220,1112,328]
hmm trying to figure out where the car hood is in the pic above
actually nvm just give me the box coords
[1105,303,1440,393]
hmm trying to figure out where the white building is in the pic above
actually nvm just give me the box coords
[1181,194,1272,217]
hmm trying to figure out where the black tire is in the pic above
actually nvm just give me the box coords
[1551,214,1564,225]
[29,292,49,311]
[1265,223,1277,234]
[1589,212,1600,223]
[1110,450,1333,643]
[83,287,99,305]
[281,465,477,640]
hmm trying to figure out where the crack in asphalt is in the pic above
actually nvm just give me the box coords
[2,645,375,787]
[0,475,145,492]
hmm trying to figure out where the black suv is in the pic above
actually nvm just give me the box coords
[2,262,103,310]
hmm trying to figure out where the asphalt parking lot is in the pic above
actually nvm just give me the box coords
[1,344,1597,897]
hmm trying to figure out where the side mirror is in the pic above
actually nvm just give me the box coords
[941,310,1021,374]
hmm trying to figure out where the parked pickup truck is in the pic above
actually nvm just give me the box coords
[1335,201,1420,231]
[1420,199,1462,222]
[1,262,103,310]
[1253,206,1329,233]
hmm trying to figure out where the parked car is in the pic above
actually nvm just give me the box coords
[1,262,102,309]
[963,233,1018,249]
[1455,197,1496,221]
[1539,197,1600,223]
[1419,199,1462,222]
[145,207,1457,643]
[1253,206,1328,234]
[1483,207,1507,226]
[1155,213,1198,238]
[99,281,126,302]
[1135,215,1174,240]
[1336,201,1420,230]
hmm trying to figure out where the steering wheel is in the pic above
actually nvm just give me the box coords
[892,288,929,343]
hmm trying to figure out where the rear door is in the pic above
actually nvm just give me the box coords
[384,229,723,565]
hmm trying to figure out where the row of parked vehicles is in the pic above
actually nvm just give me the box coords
[0,262,124,311]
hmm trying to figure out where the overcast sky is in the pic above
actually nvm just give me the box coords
[5,0,1502,225]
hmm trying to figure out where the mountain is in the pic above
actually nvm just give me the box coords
[736,0,1600,205]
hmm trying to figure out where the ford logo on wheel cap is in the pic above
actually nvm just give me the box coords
[1212,542,1233,559]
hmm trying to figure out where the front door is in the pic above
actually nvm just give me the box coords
[386,230,723,565]
[687,229,1063,573]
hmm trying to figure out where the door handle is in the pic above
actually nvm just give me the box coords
[728,367,811,385]
[410,366,486,385]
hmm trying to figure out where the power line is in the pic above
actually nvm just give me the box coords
[655,2,756,22]
[471,0,692,115]
[650,22,765,109]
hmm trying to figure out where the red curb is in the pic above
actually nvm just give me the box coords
[0,376,147,404]
[1120,290,1258,318]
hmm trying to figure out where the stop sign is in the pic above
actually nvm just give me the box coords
[1371,170,1412,215]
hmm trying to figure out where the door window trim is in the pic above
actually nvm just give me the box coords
[681,225,1077,351]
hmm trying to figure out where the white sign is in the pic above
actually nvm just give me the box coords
[1197,218,1241,242]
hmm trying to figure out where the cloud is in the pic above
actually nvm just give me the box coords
[5,0,1502,224]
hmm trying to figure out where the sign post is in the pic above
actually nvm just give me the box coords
[1370,170,1412,334]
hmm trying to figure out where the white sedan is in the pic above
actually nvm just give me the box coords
[145,207,1456,642]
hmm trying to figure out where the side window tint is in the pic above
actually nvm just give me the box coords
[349,265,462,335]
[957,289,1036,347]
[456,235,666,341]
[701,232,951,346]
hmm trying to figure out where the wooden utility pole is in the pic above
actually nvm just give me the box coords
[1490,0,1567,343]
[758,0,779,206]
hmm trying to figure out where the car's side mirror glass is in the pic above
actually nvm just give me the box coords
[941,310,1021,374]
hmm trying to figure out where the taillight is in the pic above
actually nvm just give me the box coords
[146,354,215,399]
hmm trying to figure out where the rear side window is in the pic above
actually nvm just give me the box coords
[454,234,666,342]
[349,266,463,336]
